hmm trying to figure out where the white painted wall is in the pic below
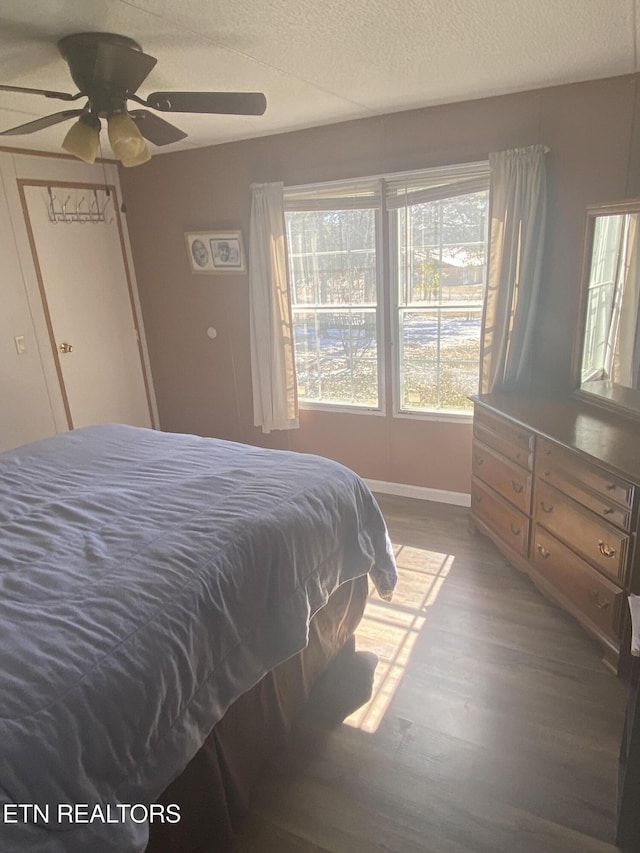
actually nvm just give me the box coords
[0,150,157,453]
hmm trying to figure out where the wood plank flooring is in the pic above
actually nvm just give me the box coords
[234,495,629,852]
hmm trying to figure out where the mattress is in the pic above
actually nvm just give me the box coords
[0,425,396,852]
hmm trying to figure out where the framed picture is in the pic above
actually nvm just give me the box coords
[185,230,246,274]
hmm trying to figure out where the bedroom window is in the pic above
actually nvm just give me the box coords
[388,164,490,415]
[284,163,489,416]
[285,181,382,409]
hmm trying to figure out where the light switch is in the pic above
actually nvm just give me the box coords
[14,335,26,355]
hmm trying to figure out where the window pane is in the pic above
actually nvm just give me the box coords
[352,359,379,406]
[402,361,439,410]
[397,191,488,309]
[287,208,379,408]
[442,311,482,362]
[318,357,350,403]
[396,188,488,414]
[292,310,378,406]
[439,362,478,411]
[287,210,377,306]
[292,311,317,358]
[400,311,439,360]
[399,308,483,413]
[317,311,377,359]
[295,355,320,401]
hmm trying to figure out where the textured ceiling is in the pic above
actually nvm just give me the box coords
[0,0,638,158]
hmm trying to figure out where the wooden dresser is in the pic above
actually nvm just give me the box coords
[470,393,640,675]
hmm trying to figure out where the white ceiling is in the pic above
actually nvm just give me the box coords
[0,0,638,158]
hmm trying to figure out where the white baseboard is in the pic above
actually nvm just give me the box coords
[365,478,471,507]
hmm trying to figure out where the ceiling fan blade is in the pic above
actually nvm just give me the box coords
[0,109,83,136]
[146,91,267,116]
[0,83,80,102]
[129,110,187,146]
[94,41,157,95]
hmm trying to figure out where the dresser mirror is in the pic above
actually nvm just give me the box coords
[575,198,640,418]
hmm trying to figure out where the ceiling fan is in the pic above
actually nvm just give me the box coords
[0,32,267,166]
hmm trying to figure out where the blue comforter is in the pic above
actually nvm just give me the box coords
[0,425,396,851]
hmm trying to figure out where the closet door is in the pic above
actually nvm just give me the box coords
[22,183,153,430]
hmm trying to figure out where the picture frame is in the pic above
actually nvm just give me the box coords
[185,230,246,274]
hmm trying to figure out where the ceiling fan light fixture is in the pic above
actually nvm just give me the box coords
[62,114,101,164]
[0,32,268,159]
[107,112,150,167]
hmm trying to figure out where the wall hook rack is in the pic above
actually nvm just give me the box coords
[47,187,114,225]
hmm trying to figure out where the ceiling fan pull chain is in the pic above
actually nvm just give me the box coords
[103,193,114,224]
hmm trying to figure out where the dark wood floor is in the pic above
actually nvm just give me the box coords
[235,495,629,852]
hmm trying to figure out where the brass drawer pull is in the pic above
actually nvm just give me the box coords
[540,501,554,513]
[603,508,614,516]
[597,540,616,559]
[536,544,550,558]
[511,480,523,494]
[590,591,610,610]
[473,454,484,465]
[605,483,617,492]
[509,523,521,536]
[543,469,551,477]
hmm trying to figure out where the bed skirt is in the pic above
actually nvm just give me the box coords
[145,573,369,852]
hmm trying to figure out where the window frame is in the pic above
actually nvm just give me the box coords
[285,186,386,414]
[389,176,489,422]
[284,164,490,420]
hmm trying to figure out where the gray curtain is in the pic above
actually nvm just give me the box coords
[481,144,548,393]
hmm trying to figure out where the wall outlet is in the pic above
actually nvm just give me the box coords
[14,335,26,355]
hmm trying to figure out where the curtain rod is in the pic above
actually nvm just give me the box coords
[285,159,491,193]
[284,147,550,193]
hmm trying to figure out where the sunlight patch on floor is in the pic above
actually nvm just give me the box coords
[345,542,454,733]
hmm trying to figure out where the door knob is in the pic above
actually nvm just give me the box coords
[59,342,73,354]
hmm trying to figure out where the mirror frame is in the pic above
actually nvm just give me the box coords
[573,196,640,421]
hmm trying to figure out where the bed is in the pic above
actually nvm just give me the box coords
[0,424,396,852]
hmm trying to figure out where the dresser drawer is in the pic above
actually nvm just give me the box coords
[472,440,532,513]
[471,477,529,557]
[531,526,624,641]
[537,437,634,510]
[473,423,534,471]
[534,480,629,584]
[474,408,534,470]
[536,457,632,530]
